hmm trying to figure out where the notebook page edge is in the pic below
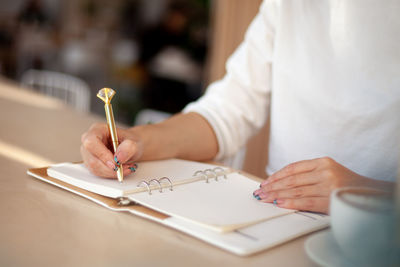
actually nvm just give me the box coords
[47,164,123,198]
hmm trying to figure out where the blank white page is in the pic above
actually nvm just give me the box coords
[128,173,294,232]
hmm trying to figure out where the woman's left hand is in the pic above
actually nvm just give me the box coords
[253,157,367,214]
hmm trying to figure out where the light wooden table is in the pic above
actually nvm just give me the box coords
[0,79,320,267]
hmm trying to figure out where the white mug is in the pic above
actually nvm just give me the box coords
[330,187,396,266]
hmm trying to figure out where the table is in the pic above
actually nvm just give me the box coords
[0,78,320,266]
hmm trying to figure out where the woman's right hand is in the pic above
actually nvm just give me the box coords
[80,123,143,179]
[80,113,219,178]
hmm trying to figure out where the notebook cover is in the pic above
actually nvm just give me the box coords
[27,167,169,220]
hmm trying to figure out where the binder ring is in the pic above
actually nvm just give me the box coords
[149,179,163,193]
[193,170,208,183]
[159,177,173,191]
[213,167,227,179]
[137,180,151,195]
[204,169,218,182]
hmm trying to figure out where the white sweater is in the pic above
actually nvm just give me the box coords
[184,0,400,181]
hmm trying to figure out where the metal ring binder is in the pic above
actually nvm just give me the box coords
[204,169,218,181]
[149,179,163,193]
[159,177,173,191]
[137,167,228,195]
[213,167,227,179]
[193,170,208,182]
[137,180,151,195]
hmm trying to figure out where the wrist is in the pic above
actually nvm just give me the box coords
[353,175,394,193]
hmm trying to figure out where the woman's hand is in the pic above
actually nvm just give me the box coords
[80,113,219,178]
[80,123,143,178]
[253,157,368,214]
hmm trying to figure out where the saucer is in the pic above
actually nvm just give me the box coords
[305,230,356,267]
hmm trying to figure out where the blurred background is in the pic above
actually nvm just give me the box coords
[0,0,266,174]
[0,0,211,123]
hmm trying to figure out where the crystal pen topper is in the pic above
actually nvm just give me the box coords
[97,88,124,183]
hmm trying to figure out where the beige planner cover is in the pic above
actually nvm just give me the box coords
[28,166,169,220]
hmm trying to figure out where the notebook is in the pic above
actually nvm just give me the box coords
[46,159,294,232]
[28,159,330,255]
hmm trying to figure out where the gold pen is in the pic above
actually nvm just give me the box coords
[97,88,123,182]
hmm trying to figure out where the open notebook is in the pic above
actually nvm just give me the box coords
[28,159,329,255]
[47,159,294,232]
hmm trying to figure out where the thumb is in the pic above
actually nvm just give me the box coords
[115,139,142,164]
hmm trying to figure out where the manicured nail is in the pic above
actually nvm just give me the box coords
[106,161,115,170]
[252,192,261,200]
[253,189,262,195]
[113,165,119,171]
[129,163,138,172]
[273,199,277,205]
[258,192,267,199]
[114,156,120,165]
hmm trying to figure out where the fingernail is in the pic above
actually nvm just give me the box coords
[252,192,261,200]
[273,199,277,205]
[253,189,261,195]
[129,163,138,172]
[114,156,120,165]
[258,192,267,199]
[106,161,115,170]
[113,165,119,171]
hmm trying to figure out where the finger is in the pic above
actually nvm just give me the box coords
[122,163,139,176]
[114,128,142,164]
[262,159,318,185]
[115,138,142,165]
[259,171,323,193]
[273,197,329,214]
[82,133,115,169]
[81,145,117,178]
[258,184,329,202]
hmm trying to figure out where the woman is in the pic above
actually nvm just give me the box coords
[81,0,399,213]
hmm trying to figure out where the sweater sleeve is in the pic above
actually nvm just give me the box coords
[183,0,278,160]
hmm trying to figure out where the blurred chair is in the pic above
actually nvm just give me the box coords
[20,69,91,112]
